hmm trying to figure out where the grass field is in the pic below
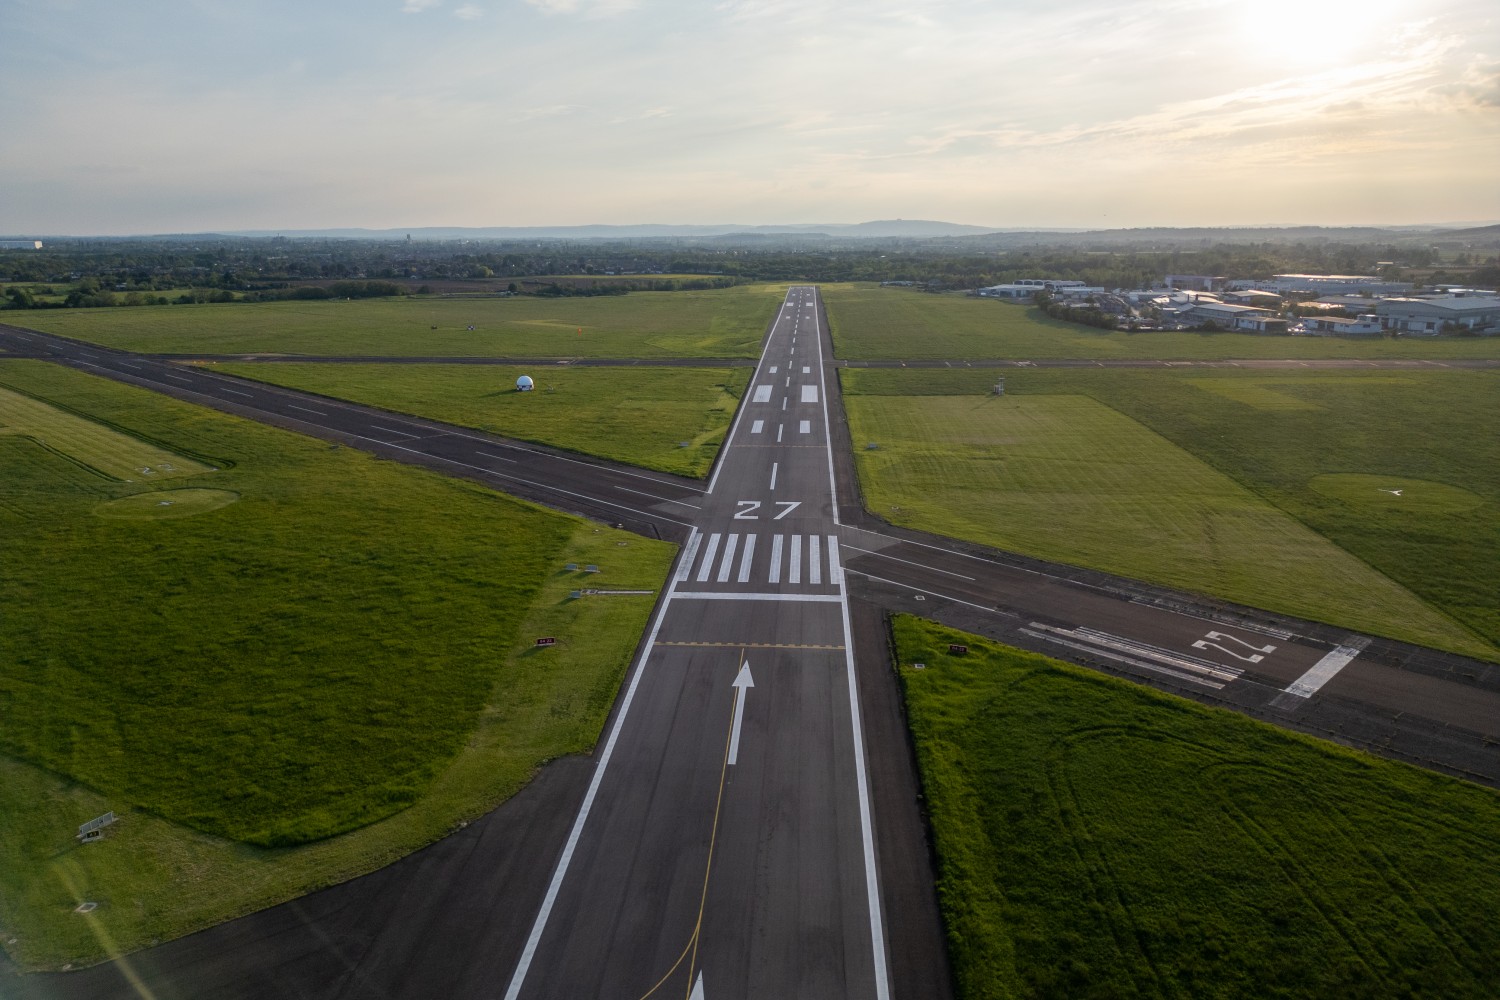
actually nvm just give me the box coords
[895,616,1500,1000]
[213,362,748,477]
[0,384,213,482]
[822,283,1500,360]
[11,284,784,358]
[842,370,1493,658]
[0,359,676,968]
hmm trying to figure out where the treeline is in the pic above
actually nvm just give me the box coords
[1,279,406,310]
[248,280,405,301]
[1034,294,1119,330]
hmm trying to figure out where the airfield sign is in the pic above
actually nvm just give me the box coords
[77,811,117,842]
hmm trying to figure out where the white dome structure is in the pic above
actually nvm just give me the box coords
[516,375,535,392]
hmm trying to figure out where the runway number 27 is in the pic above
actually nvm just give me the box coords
[735,500,801,520]
[1191,631,1277,663]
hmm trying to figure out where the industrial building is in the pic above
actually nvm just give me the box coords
[1181,301,1287,334]
[1300,315,1383,336]
[1265,274,1413,295]
[1376,295,1500,334]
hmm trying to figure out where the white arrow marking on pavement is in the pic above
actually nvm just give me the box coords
[690,970,705,1000]
[728,662,754,766]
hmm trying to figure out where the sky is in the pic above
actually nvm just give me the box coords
[2,0,1498,234]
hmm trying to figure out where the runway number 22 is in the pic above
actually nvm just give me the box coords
[1191,631,1277,663]
[734,500,801,520]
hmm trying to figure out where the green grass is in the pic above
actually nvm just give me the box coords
[11,284,785,358]
[0,384,213,481]
[212,362,748,477]
[822,283,1500,360]
[842,370,1493,658]
[895,615,1500,1000]
[0,359,676,968]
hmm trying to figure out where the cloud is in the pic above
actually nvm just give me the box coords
[402,0,441,11]
[454,3,482,18]
[1440,60,1500,109]
[525,0,638,14]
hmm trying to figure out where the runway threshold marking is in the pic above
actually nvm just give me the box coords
[656,641,846,650]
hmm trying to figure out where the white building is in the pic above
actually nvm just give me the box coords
[1376,295,1500,334]
[1267,274,1413,295]
[1301,315,1383,336]
[1183,301,1288,334]
[975,284,1037,300]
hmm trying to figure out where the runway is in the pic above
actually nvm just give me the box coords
[4,298,1500,997]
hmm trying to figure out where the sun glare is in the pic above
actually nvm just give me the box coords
[1238,0,1407,62]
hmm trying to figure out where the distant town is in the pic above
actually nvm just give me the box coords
[966,274,1500,337]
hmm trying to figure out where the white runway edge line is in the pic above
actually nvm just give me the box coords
[502,531,695,1000]
[809,286,892,1000]
[1283,637,1370,698]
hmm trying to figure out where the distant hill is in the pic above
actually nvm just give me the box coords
[1440,223,1500,239]
[224,220,1000,241]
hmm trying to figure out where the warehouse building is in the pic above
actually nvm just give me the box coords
[1376,295,1500,334]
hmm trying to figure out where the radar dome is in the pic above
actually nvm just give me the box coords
[516,375,535,391]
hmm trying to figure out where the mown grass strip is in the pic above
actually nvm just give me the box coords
[0,384,212,481]
[895,615,1500,1000]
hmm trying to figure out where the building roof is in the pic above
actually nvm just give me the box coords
[1378,295,1500,314]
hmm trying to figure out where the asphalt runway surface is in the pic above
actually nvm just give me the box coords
[4,304,1500,998]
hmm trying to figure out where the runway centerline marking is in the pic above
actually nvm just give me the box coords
[842,544,978,581]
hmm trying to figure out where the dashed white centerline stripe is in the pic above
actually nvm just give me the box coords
[288,404,327,416]
[770,462,778,491]
[223,389,253,397]
[370,425,417,438]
